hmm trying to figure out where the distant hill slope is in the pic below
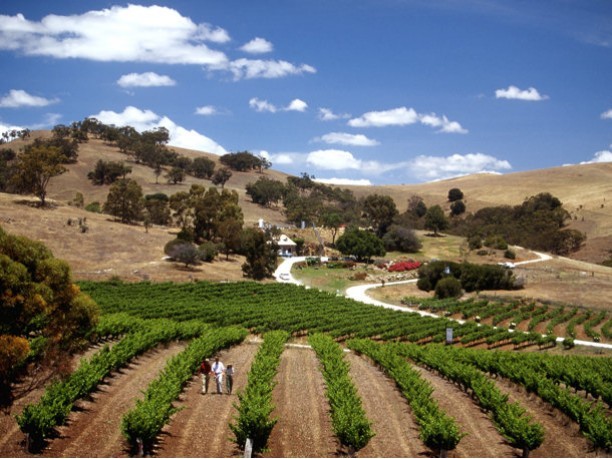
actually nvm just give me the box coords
[5,132,612,263]
[345,163,612,263]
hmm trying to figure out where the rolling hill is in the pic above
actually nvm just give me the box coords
[1,131,611,283]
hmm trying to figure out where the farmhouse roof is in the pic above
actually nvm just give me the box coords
[277,234,297,246]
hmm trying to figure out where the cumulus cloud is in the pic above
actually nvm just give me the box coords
[195,105,218,116]
[581,150,612,164]
[258,150,302,165]
[348,106,467,133]
[0,121,24,133]
[240,37,273,54]
[0,6,315,81]
[249,97,277,113]
[601,109,612,119]
[315,132,379,147]
[349,107,418,128]
[249,97,309,113]
[0,5,229,65]
[408,153,512,181]
[495,85,549,101]
[307,149,362,170]
[286,99,308,112]
[0,89,58,108]
[117,72,176,88]
[226,59,316,80]
[91,106,226,154]
[314,177,373,186]
[318,108,351,121]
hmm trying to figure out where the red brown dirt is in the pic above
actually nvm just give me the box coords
[0,341,114,457]
[154,339,260,458]
[345,352,428,457]
[40,342,186,458]
[411,365,514,458]
[264,345,340,458]
[491,376,595,457]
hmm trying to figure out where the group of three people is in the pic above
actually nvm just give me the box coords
[200,356,234,395]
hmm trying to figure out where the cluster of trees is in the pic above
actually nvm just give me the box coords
[454,193,585,255]
[0,227,100,407]
[417,260,520,298]
[220,151,270,173]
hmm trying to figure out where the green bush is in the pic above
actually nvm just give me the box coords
[504,249,516,260]
[435,277,462,299]
[84,201,101,213]
[468,235,482,250]
[484,235,508,250]
[198,241,219,262]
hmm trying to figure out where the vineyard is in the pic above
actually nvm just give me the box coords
[0,280,610,458]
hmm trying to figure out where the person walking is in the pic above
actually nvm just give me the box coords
[225,364,234,395]
[200,359,212,394]
[212,356,225,394]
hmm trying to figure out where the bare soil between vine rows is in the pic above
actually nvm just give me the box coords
[0,339,598,458]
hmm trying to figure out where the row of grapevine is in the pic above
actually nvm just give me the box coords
[79,281,552,350]
[450,347,612,451]
[309,333,374,455]
[390,343,544,458]
[16,318,208,450]
[122,326,247,455]
[229,330,289,455]
[348,338,465,457]
[409,296,607,343]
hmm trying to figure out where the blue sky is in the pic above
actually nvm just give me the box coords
[0,1,611,185]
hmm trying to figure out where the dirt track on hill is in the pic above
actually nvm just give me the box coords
[155,340,260,458]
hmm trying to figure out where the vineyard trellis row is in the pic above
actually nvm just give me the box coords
[122,326,248,455]
[16,316,210,451]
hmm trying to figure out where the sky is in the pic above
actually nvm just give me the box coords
[0,0,611,185]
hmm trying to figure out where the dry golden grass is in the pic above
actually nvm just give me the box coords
[2,132,611,309]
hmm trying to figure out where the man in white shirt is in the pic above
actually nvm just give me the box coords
[212,356,225,394]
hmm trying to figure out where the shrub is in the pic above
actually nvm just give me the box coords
[562,337,575,349]
[484,235,508,250]
[504,249,516,260]
[388,261,422,272]
[198,241,219,262]
[382,225,422,253]
[435,277,462,299]
[468,235,482,250]
[85,201,101,213]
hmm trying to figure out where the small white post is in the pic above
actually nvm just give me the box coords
[244,438,253,458]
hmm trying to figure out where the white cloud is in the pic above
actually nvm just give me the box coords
[0,89,58,108]
[0,5,229,65]
[408,153,512,180]
[195,105,218,116]
[91,106,226,154]
[286,99,308,112]
[249,98,308,113]
[226,58,316,80]
[581,150,612,164]
[117,72,176,88]
[495,85,549,101]
[240,37,273,54]
[601,109,612,119]
[315,132,379,147]
[318,108,351,121]
[258,150,301,165]
[348,106,467,133]
[307,149,362,170]
[314,177,373,186]
[249,97,277,113]
[0,121,24,133]
[349,107,419,128]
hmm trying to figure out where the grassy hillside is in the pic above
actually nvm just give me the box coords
[2,131,611,285]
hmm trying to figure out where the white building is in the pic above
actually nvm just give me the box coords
[277,234,297,257]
